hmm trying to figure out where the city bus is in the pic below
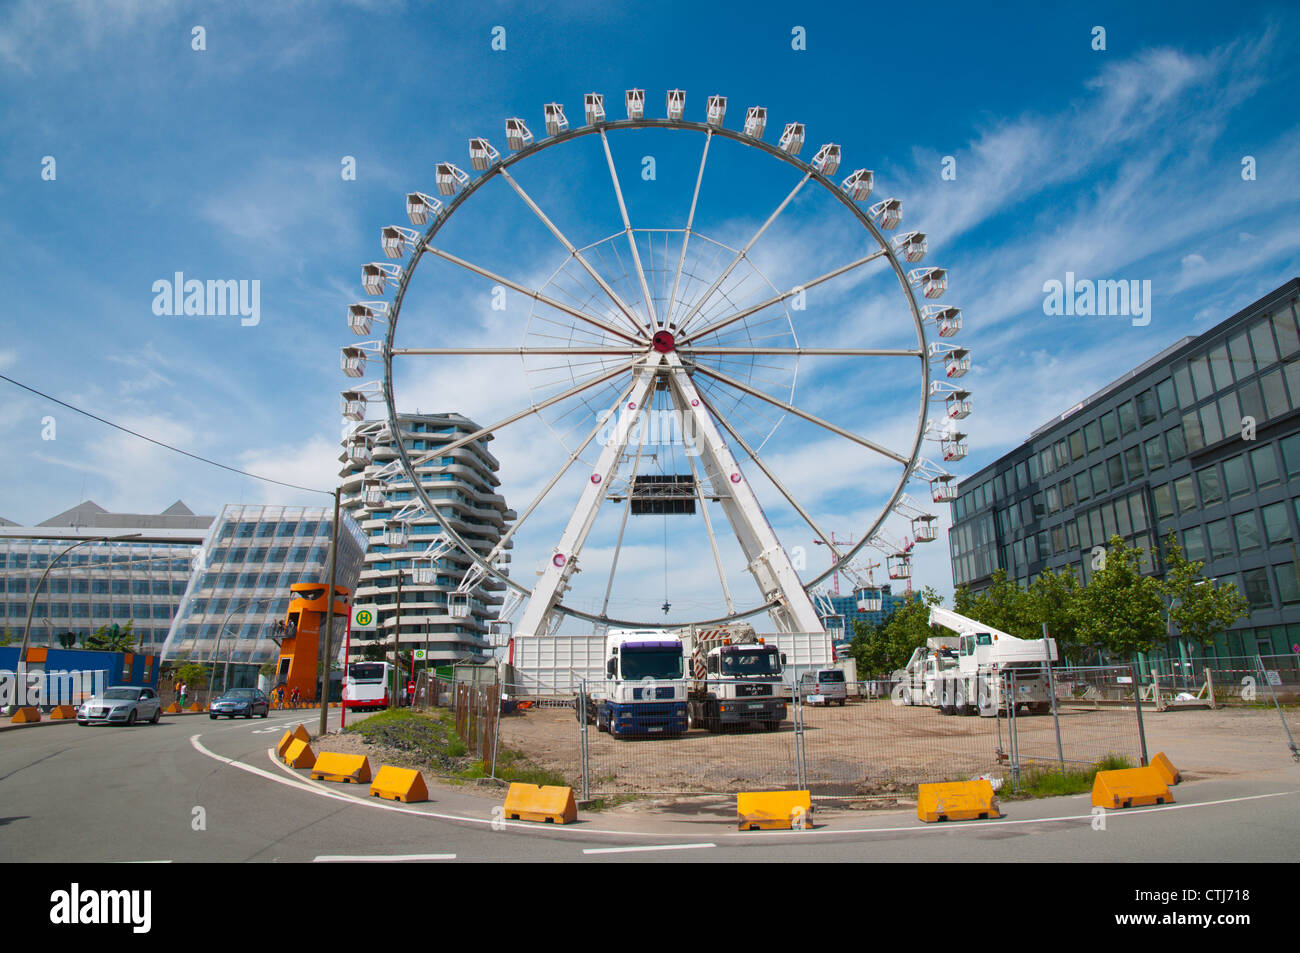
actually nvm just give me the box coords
[344,661,392,711]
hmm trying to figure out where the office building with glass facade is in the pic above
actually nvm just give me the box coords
[158,504,367,677]
[949,278,1300,658]
[0,501,211,651]
[340,413,515,665]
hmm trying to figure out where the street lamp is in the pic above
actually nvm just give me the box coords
[16,533,141,707]
[207,595,277,706]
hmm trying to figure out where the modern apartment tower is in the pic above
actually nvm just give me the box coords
[339,413,515,665]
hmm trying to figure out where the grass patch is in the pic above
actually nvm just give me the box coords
[346,708,566,785]
[584,793,643,812]
[1003,753,1133,799]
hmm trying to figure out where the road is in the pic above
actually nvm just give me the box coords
[0,709,1296,862]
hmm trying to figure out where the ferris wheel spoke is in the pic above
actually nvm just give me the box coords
[599,130,659,331]
[483,376,639,569]
[665,131,712,332]
[674,172,812,337]
[404,357,640,469]
[698,389,848,570]
[422,245,644,345]
[695,363,911,466]
[679,249,888,345]
[498,167,648,339]
[687,346,923,357]
[391,346,646,356]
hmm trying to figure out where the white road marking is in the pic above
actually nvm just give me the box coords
[313,853,455,862]
[187,735,1300,843]
[583,843,716,855]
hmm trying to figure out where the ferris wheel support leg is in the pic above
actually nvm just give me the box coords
[663,354,824,635]
[514,357,663,638]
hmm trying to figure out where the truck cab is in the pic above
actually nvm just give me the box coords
[695,639,787,730]
[590,629,688,738]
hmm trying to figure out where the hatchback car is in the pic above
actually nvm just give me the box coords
[77,686,163,726]
[209,688,270,719]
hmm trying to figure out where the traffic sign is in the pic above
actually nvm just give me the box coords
[414,649,426,661]
[352,606,377,630]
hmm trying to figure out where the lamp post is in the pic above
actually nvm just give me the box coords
[208,595,276,705]
[16,533,140,707]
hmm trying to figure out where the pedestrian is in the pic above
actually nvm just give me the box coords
[172,677,181,704]
[178,681,187,708]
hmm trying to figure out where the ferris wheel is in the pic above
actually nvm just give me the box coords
[340,88,971,638]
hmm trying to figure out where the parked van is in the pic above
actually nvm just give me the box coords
[799,668,847,706]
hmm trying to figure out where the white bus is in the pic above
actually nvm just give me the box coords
[344,661,392,711]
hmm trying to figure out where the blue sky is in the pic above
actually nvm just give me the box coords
[1,0,1297,626]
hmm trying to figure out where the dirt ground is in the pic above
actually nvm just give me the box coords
[495,698,1300,798]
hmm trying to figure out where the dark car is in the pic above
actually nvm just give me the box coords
[209,688,270,719]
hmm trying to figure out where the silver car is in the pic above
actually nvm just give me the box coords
[77,686,163,726]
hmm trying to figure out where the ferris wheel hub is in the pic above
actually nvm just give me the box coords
[651,330,677,353]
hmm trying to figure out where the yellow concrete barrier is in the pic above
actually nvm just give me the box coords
[1150,751,1180,786]
[311,752,372,784]
[49,705,78,720]
[917,780,1000,823]
[369,766,429,803]
[165,702,181,713]
[186,702,202,712]
[1092,766,1172,809]
[737,790,812,830]
[503,783,577,824]
[10,707,41,724]
[275,724,312,759]
[282,738,316,769]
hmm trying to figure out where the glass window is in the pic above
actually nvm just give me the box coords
[1189,355,1214,399]
[1129,492,1148,532]
[1261,368,1289,418]
[1144,435,1165,471]
[1173,364,1195,407]
[1199,403,1223,445]
[1091,463,1107,495]
[1089,509,1104,545]
[1155,378,1177,414]
[1046,485,1060,513]
[1061,479,1075,507]
[1207,519,1232,560]
[1196,465,1223,505]
[1273,308,1300,358]
[1216,392,1240,439]
[1242,567,1273,612]
[1100,411,1119,443]
[1032,493,1046,519]
[1285,359,1300,411]
[1164,425,1186,462]
[1183,525,1206,562]
[1084,421,1102,453]
[1152,484,1174,520]
[1277,564,1300,606]
[1069,430,1085,460]
[1262,502,1291,545]
[1233,512,1261,552]
[1038,449,1053,477]
[1125,444,1144,476]
[1208,343,1233,391]
[1107,455,1124,487]
[1182,411,1204,453]
[1066,521,1079,548]
[1250,445,1280,488]
[1223,454,1251,498]
[1136,389,1158,426]
[1173,476,1195,513]
[1238,380,1264,425]
[1117,401,1137,434]
[1250,318,1278,368]
[1115,497,1132,535]
[1281,433,1300,477]
[1101,503,1117,539]
[1228,331,1254,378]
[1075,472,1091,502]
[1054,440,1068,468]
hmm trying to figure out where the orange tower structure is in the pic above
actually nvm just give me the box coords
[272,583,352,704]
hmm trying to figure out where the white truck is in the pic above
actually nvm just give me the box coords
[575,629,689,739]
[894,607,1058,717]
[678,624,787,731]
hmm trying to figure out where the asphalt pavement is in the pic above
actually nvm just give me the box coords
[1,708,1296,862]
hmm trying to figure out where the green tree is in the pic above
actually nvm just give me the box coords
[56,631,77,649]
[848,619,893,678]
[1161,533,1250,653]
[85,622,136,653]
[1026,567,1088,662]
[1075,535,1167,658]
[175,662,209,689]
[868,586,944,674]
[964,570,1034,637]
[0,628,14,647]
